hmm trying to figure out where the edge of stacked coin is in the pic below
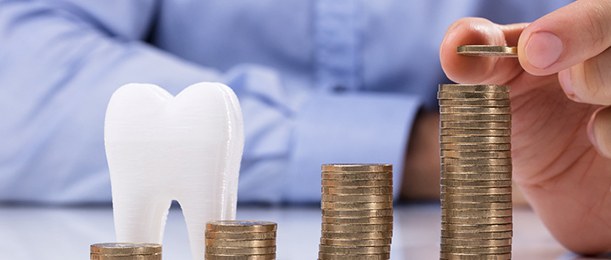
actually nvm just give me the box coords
[205,220,277,260]
[90,242,161,260]
[318,164,394,260]
[438,84,513,260]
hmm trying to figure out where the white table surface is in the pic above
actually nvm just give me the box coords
[0,203,608,260]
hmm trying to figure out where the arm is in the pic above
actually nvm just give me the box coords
[0,0,222,203]
[0,1,425,205]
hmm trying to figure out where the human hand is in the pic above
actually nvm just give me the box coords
[401,111,440,201]
[440,0,611,255]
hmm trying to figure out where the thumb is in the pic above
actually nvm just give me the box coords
[518,0,611,75]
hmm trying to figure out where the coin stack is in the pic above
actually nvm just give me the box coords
[318,164,393,260]
[205,220,277,260]
[90,243,161,260]
[438,83,513,260]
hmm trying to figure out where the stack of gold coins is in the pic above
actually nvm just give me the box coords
[205,220,277,260]
[90,243,161,260]
[318,164,393,260]
[438,84,513,260]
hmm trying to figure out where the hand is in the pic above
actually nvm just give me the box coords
[440,0,611,255]
[401,111,440,201]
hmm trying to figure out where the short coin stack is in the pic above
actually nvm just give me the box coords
[318,164,394,260]
[438,83,513,260]
[90,243,161,260]
[205,220,277,260]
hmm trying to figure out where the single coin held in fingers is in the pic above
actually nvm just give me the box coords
[457,45,518,57]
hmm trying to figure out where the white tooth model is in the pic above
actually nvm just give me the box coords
[104,82,244,260]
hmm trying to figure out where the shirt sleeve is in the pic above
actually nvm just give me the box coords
[0,0,221,203]
[223,65,422,203]
[0,0,422,204]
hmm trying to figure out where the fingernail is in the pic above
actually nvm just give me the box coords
[558,70,579,101]
[525,32,563,69]
[589,106,611,158]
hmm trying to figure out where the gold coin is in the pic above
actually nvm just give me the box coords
[441,166,512,172]
[443,205,513,213]
[440,252,511,260]
[321,231,393,240]
[442,158,512,165]
[205,254,276,260]
[441,164,512,172]
[456,45,517,57]
[442,223,512,232]
[441,179,512,187]
[440,121,511,129]
[322,164,392,172]
[441,167,513,173]
[443,207,512,216]
[319,238,392,247]
[440,143,511,151]
[441,229,513,235]
[437,91,510,100]
[439,132,510,138]
[441,173,511,181]
[442,169,511,175]
[206,220,277,233]
[322,216,393,224]
[322,186,393,195]
[322,172,392,181]
[440,244,512,254]
[322,194,393,203]
[205,246,276,255]
[441,197,511,204]
[441,150,511,159]
[439,252,511,260]
[441,177,511,183]
[322,209,393,217]
[442,166,512,173]
[442,204,512,212]
[321,201,393,210]
[205,232,276,240]
[441,237,512,247]
[439,100,511,107]
[441,186,512,195]
[319,245,391,254]
[441,128,511,136]
[322,179,393,187]
[322,223,393,232]
[442,193,512,200]
[441,216,512,225]
[440,106,510,114]
[441,230,512,239]
[440,136,511,143]
[205,239,276,248]
[441,114,511,122]
[90,243,161,256]
[439,84,510,92]
[318,253,390,260]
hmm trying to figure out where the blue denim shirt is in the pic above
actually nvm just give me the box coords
[0,0,570,204]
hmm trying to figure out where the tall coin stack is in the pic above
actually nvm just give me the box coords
[90,243,161,260]
[318,164,394,260]
[205,220,277,260]
[438,83,513,260]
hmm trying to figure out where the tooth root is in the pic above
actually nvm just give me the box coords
[180,197,218,259]
[105,82,244,260]
[113,195,172,243]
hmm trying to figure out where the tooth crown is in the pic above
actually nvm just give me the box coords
[104,82,244,260]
